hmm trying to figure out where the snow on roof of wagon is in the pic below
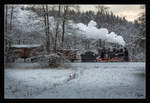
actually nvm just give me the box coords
[11,44,41,48]
[62,49,79,51]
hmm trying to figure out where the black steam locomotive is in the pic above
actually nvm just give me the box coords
[81,47,129,62]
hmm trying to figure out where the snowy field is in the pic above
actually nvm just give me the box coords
[4,62,145,99]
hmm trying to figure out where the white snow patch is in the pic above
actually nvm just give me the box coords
[5,62,145,98]
[11,44,41,48]
[5,64,75,98]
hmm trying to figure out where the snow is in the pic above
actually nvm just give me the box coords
[5,62,145,99]
[76,20,126,46]
[13,7,43,33]
[11,44,41,48]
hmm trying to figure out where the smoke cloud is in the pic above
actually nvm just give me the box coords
[77,20,126,46]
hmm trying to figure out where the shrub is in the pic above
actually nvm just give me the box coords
[38,53,70,68]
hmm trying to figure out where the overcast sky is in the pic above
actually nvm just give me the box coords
[79,5,145,22]
[23,4,145,22]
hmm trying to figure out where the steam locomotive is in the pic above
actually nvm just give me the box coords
[81,47,129,62]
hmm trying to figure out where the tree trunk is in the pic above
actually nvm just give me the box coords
[54,5,61,53]
[46,5,51,53]
[43,6,48,51]
[61,6,68,49]
[43,5,50,54]
[62,19,65,48]
[99,39,101,47]
[4,5,8,67]
[10,6,14,31]
[5,5,8,34]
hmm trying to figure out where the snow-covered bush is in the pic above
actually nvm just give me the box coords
[47,54,62,67]
[134,52,145,62]
[37,53,71,68]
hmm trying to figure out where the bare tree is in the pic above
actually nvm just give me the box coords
[95,5,109,14]
[61,5,80,49]
[54,5,61,53]
[137,5,145,54]
[61,5,69,48]
[43,5,51,54]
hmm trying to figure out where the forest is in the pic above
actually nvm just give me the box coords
[4,5,146,66]
[4,5,146,98]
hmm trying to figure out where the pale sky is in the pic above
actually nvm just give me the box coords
[79,5,145,22]
[23,4,145,22]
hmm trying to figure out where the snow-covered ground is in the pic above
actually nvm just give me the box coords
[4,62,145,99]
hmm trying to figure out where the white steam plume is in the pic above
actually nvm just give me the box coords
[76,20,126,46]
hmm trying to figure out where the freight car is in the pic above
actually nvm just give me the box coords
[56,49,78,62]
[8,44,42,62]
[8,44,78,62]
